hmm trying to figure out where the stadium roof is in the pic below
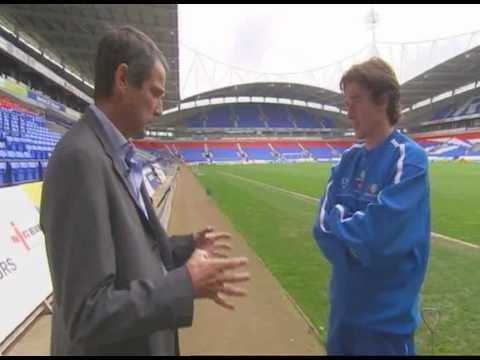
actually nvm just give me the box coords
[400,44,480,109]
[1,5,479,124]
[181,82,345,109]
[178,43,480,126]
[0,4,180,110]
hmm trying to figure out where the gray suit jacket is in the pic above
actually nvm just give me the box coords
[40,107,195,355]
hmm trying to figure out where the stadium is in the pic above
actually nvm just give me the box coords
[0,4,479,355]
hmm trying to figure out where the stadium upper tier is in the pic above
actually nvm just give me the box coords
[183,103,337,129]
[171,92,480,133]
[0,97,62,186]
[431,95,480,122]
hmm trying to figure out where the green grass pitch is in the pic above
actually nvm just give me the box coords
[193,161,480,355]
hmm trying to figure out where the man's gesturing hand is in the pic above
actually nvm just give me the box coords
[193,226,233,258]
[186,249,250,310]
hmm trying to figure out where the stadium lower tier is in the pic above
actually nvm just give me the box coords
[138,132,480,164]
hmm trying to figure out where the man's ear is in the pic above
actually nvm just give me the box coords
[375,93,389,111]
[113,63,129,96]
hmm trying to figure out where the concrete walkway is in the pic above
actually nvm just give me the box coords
[169,165,324,355]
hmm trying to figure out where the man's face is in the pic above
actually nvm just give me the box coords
[124,60,166,136]
[343,81,386,140]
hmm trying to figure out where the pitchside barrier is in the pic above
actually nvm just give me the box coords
[0,162,177,354]
[0,182,51,350]
[153,166,178,227]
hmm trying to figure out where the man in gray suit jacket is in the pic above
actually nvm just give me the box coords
[40,26,250,356]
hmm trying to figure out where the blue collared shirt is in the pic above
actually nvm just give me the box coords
[90,104,148,219]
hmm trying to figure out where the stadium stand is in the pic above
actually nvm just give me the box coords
[182,103,336,130]
[0,97,63,186]
[140,128,480,165]
[431,95,480,122]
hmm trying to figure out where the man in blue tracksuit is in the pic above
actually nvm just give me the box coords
[312,57,430,355]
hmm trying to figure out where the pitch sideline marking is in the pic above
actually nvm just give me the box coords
[218,170,479,250]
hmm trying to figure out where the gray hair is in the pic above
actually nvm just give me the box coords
[94,25,169,100]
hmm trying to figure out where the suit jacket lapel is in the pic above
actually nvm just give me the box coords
[140,182,174,269]
[82,108,152,227]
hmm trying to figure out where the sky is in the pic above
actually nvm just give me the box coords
[178,4,480,99]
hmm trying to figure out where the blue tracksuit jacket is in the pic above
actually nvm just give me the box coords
[312,129,430,335]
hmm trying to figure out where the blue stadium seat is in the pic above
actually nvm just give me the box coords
[0,104,64,184]
[290,108,321,128]
[262,104,293,128]
[0,162,7,186]
[235,105,264,128]
[179,148,207,162]
[27,161,38,181]
[209,148,240,162]
[10,162,21,183]
[15,151,25,159]
[40,160,48,179]
[206,107,234,127]
[321,117,336,128]
[243,147,275,161]
[307,147,335,160]
[23,162,31,181]
[185,116,204,128]
[5,136,14,150]
[275,146,307,158]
